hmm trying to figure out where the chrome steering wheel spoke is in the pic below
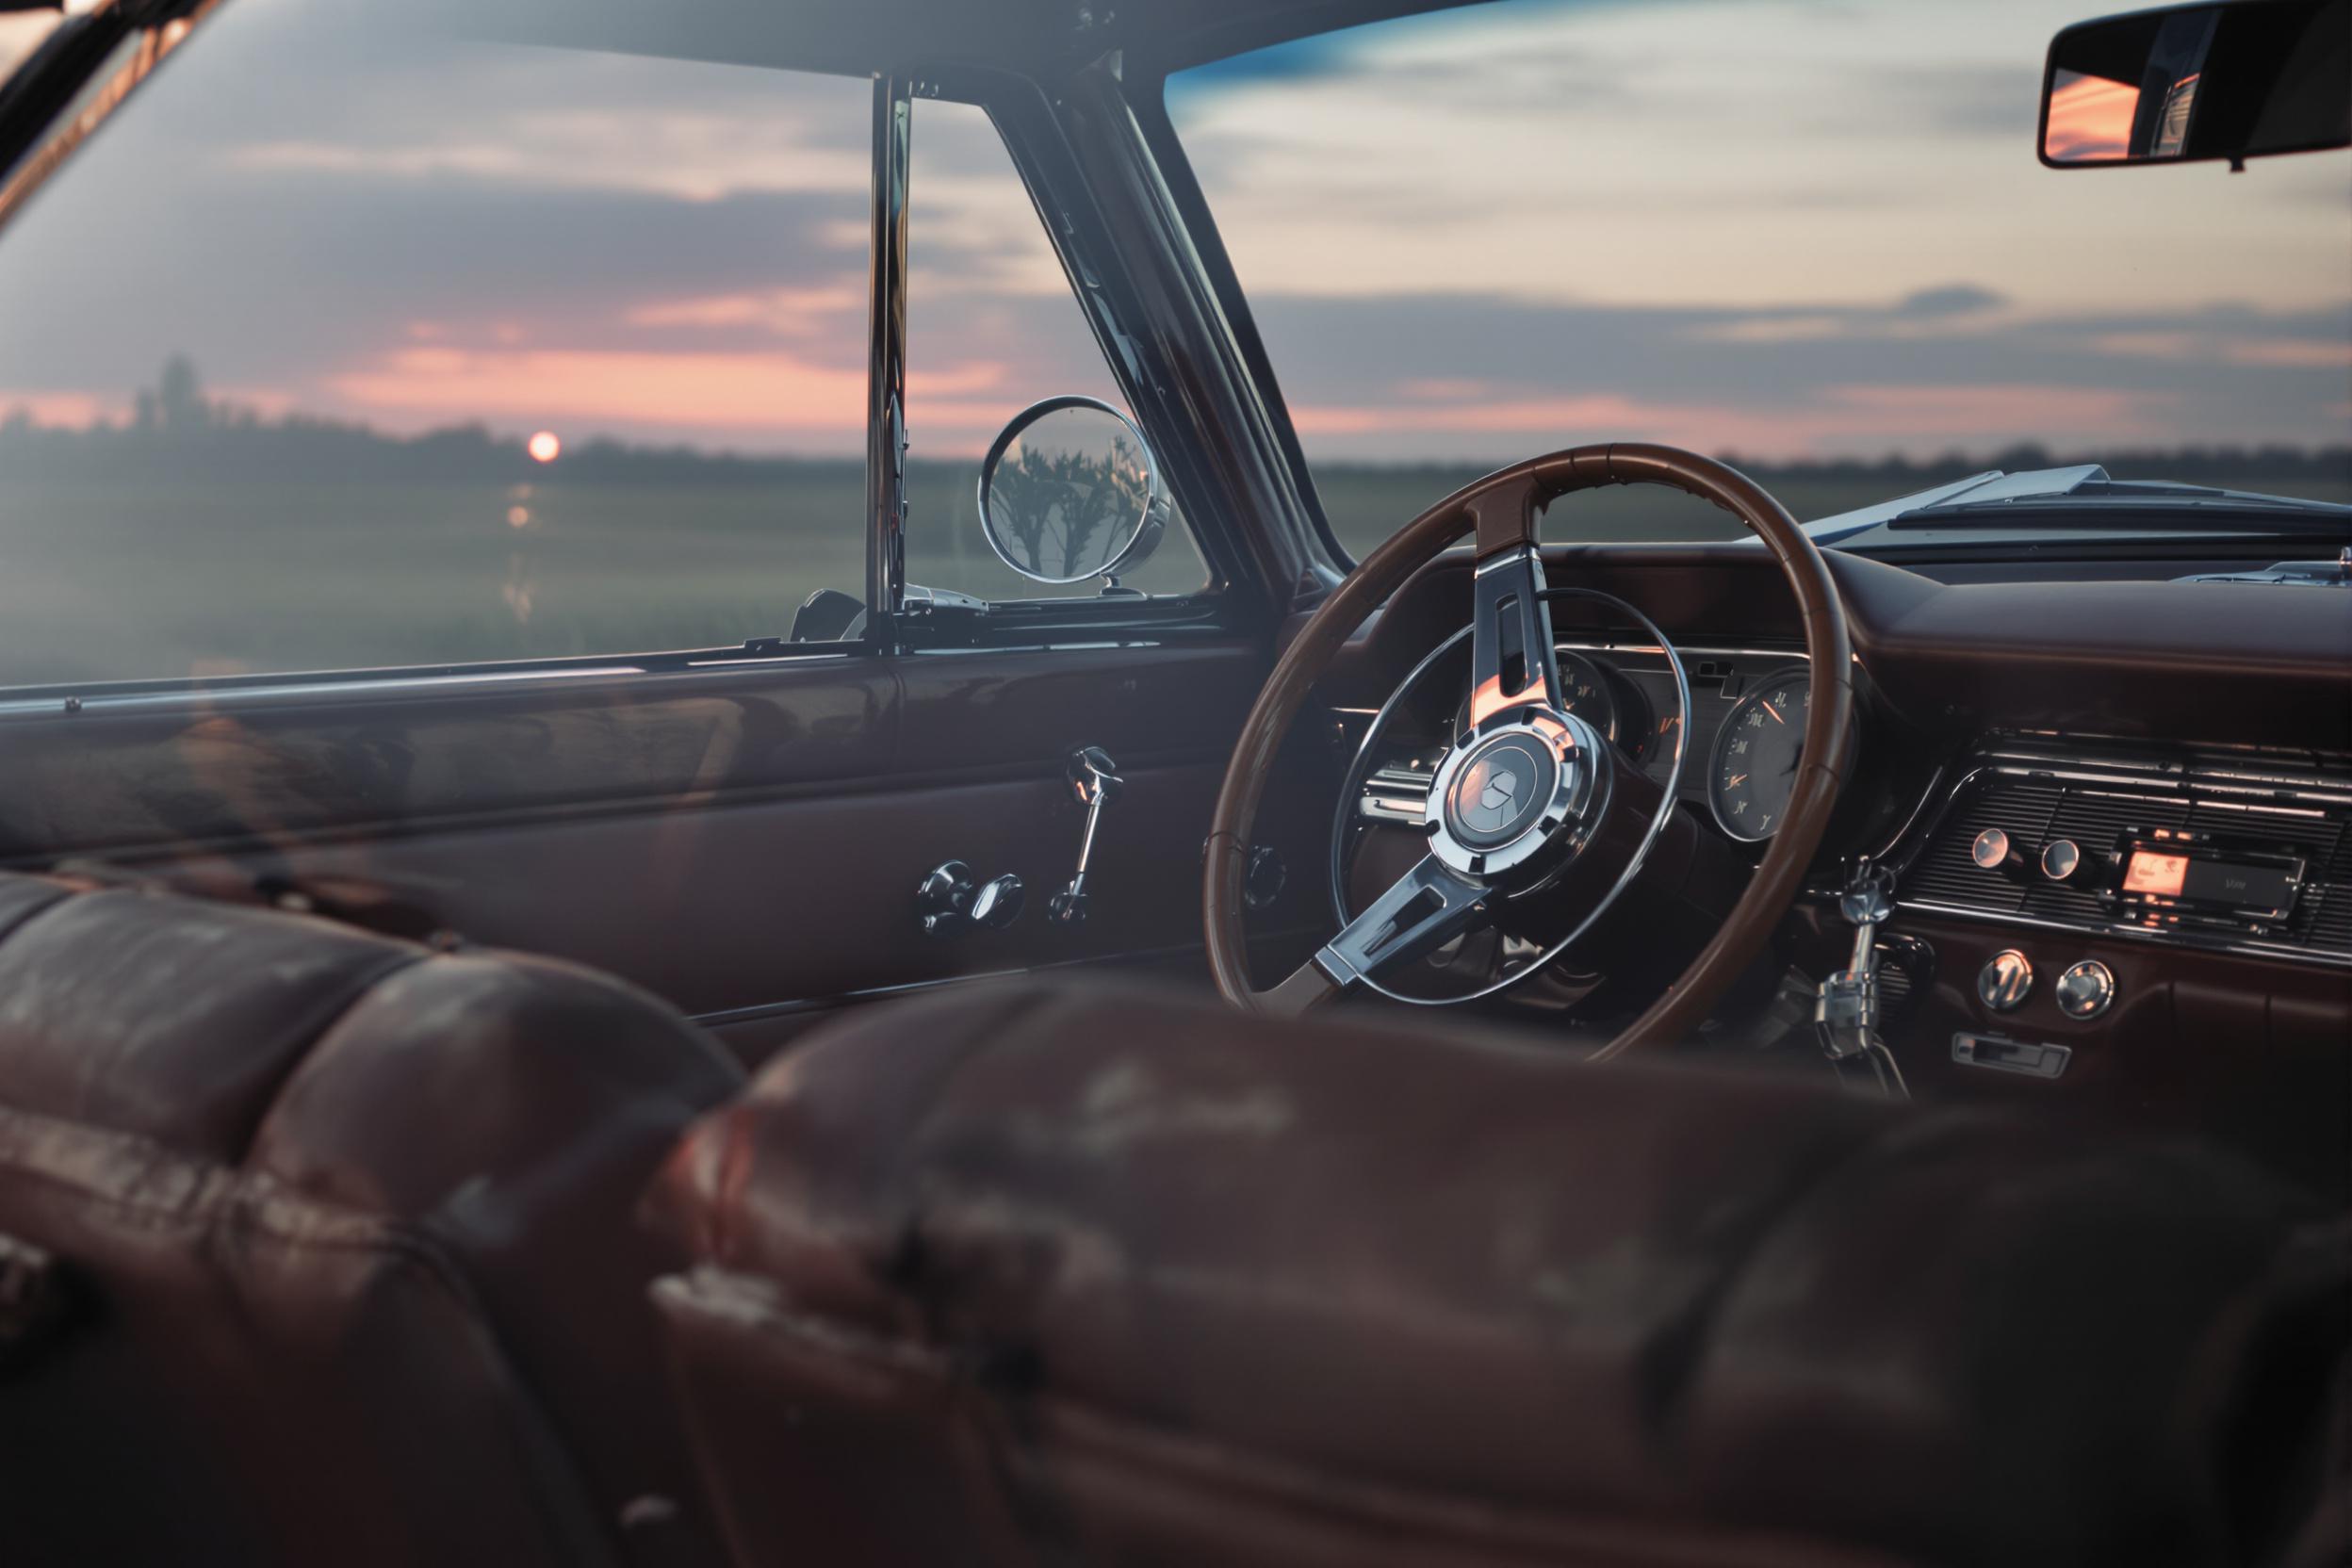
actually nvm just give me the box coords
[1315,854,1487,988]
[1465,485,1563,729]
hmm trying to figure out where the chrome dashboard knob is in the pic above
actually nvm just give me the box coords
[1977,948,2034,1012]
[2055,959,2116,1020]
[1971,827,2031,882]
[2039,839,2082,882]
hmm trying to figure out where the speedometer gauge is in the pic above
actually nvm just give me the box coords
[1708,667,1811,841]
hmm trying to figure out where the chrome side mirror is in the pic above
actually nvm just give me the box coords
[976,396,1168,587]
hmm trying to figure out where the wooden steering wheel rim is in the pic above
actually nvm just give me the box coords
[1202,442,1854,1057]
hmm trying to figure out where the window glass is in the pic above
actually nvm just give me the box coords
[903,97,1206,601]
[0,0,873,687]
[0,12,65,80]
[1167,0,2351,557]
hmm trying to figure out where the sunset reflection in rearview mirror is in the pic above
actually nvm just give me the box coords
[2044,69,2139,161]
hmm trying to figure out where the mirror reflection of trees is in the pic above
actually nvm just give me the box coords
[987,430,1150,581]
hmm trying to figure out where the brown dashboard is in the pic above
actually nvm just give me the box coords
[1320,541,2352,1196]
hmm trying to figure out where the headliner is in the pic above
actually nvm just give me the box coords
[434,0,1499,82]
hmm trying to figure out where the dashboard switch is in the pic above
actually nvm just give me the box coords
[2055,959,2117,1020]
[1976,949,2034,1012]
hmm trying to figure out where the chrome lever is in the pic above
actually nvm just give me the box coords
[1048,746,1123,925]
[1816,858,1909,1098]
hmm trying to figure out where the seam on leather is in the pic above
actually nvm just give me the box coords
[233,949,435,1169]
[876,987,1062,1306]
[679,1267,1897,1568]
[1628,1105,1926,1454]
[0,879,80,950]
[0,1102,627,1568]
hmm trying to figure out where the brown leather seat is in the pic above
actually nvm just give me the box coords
[648,979,2347,1568]
[0,871,743,1567]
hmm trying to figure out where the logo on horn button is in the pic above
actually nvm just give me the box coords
[1446,733,1557,850]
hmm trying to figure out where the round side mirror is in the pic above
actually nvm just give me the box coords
[977,396,1168,586]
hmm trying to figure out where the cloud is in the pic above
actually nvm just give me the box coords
[1237,288,2348,458]
[0,0,2339,467]
[323,344,1018,438]
[1893,285,2006,318]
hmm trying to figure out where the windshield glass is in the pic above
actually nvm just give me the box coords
[1164,0,2351,555]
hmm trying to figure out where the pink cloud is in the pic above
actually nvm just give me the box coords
[627,286,864,335]
[0,391,119,428]
[324,345,1020,437]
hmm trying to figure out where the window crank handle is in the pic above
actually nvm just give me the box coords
[1049,747,1123,925]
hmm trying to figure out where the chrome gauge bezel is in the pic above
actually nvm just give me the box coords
[1707,663,1816,843]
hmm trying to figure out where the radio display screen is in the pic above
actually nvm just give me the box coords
[2121,849,2297,914]
[2121,851,2188,896]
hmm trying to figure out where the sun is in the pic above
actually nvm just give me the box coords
[527,431,563,465]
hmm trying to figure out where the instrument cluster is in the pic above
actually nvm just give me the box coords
[1367,643,1827,844]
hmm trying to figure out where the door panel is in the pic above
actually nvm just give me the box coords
[0,644,1332,1049]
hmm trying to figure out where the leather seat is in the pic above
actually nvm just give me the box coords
[0,871,743,1567]
[648,978,2347,1568]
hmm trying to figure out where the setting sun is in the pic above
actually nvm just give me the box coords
[527,430,562,464]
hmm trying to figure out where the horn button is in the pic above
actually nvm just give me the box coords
[1426,711,1602,883]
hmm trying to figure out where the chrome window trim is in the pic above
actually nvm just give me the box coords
[0,648,865,723]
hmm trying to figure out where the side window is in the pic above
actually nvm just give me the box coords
[0,14,65,80]
[902,98,1207,602]
[0,5,872,688]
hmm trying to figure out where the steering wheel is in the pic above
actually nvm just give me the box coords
[1204,443,1853,1059]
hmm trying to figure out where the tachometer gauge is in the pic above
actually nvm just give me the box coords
[1452,650,1622,749]
[1708,667,1811,841]
[1555,651,1620,746]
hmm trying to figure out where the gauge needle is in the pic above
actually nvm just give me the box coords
[1762,700,1786,725]
[1726,773,1748,788]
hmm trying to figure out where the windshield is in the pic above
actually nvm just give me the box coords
[1164,0,2351,556]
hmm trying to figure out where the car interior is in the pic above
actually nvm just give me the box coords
[0,0,2344,1565]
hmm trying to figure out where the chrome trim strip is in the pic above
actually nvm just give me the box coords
[0,652,858,722]
[1903,897,2350,971]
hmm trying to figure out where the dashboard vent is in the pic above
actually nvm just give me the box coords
[1902,764,2349,959]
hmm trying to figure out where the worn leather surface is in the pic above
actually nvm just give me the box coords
[651,978,2345,1568]
[0,871,743,1567]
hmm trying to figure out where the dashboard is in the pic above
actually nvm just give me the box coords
[1317,537,2351,1198]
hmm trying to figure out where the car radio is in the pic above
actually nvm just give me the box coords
[2107,827,2308,935]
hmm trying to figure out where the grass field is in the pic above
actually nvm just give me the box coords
[0,460,2340,689]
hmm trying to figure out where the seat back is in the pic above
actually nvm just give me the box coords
[649,979,2346,1568]
[0,872,742,1567]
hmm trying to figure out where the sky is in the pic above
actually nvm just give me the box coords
[0,0,2343,463]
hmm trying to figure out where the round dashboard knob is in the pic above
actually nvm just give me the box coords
[1972,827,2031,882]
[2055,959,2116,1021]
[2040,839,2082,882]
[1977,949,2034,1012]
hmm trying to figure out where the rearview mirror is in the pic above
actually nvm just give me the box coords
[2040,0,2349,167]
[977,396,1167,587]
